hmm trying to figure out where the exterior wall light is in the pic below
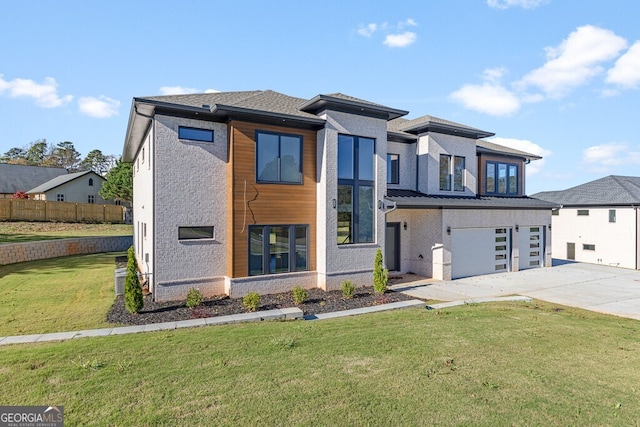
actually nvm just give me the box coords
[446,226,451,235]
[515,224,519,232]
[403,222,407,230]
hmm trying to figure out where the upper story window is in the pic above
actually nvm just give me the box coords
[88,178,94,186]
[577,209,589,216]
[178,126,214,142]
[338,134,375,245]
[440,155,465,192]
[256,131,302,184]
[609,209,616,223]
[486,161,518,195]
[387,154,399,184]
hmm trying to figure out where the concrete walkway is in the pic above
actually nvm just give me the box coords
[391,261,640,321]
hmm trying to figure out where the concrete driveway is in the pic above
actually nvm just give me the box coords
[392,260,640,320]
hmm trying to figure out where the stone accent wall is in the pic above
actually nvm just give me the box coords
[0,235,133,266]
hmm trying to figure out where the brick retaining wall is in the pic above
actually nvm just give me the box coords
[0,235,133,265]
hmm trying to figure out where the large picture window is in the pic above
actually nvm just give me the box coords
[249,225,308,275]
[256,131,302,183]
[486,161,519,195]
[338,135,375,244]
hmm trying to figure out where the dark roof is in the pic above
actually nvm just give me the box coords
[532,175,640,206]
[299,93,408,120]
[0,164,68,194]
[27,170,103,194]
[387,189,557,209]
[388,115,494,139]
[476,140,541,161]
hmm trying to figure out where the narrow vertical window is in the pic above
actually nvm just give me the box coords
[486,163,496,193]
[609,209,616,223]
[454,156,465,192]
[439,154,451,191]
[387,154,399,184]
[88,178,94,186]
[337,135,375,244]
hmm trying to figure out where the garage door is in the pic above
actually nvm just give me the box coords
[518,226,544,270]
[451,228,510,279]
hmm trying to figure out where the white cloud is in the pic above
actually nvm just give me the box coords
[78,96,120,118]
[449,68,521,116]
[357,23,377,38]
[489,137,552,176]
[0,74,72,108]
[582,142,640,172]
[606,41,640,89]
[517,25,628,98]
[204,88,220,93]
[487,0,548,9]
[383,31,417,48]
[159,86,199,95]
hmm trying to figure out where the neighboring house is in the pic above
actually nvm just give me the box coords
[532,175,640,269]
[123,90,555,302]
[0,164,68,198]
[27,170,113,205]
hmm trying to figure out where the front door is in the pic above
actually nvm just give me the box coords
[567,242,575,260]
[385,222,400,271]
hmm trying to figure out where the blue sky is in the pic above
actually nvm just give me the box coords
[1,0,639,194]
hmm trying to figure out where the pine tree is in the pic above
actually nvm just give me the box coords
[373,248,389,295]
[125,246,144,314]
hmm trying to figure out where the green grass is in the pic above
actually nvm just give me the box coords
[1,303,639,426]
[0,222,132,244]
[0,252,121,335]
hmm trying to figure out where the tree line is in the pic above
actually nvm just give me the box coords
[1,139,117,175]
[2,139,133,203]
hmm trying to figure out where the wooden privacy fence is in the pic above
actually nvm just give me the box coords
[0,199,125,223]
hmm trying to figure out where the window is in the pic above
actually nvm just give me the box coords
[338,135,375,244]
[583,244,595,251]
[454,156,465,192]
[387,154,399,184]
[56,194,64,202]
[178,226,214,240]
[609,209,616,223]
[88,195,95,204]
[178,126,214,142]
[88,178,94,186]
[439,154,451,191]
[577,210,589,216]
[486,161,519,195]
[552,209,559,216]
[249,225,308,275]
[256,131,302,183]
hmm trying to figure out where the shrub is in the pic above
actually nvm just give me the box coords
[373,248,389,295]
[292,286,307,305]
[242,292,261,312]
[186,288,204,308]
[341,280,356,299]
[125,246,143,314]
[12,190,28,199]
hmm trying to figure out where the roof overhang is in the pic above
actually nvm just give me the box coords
[402,122,495,139]
[387,130,418,143]
[476,146,542,161]
[299,94,409,121]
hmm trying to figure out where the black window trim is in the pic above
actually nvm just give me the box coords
[178,226,215,241]
[255,129,303,185]
[178,126,214,143]
[248,224,309,276]
[486,160,519,196]
[387,153,400,185]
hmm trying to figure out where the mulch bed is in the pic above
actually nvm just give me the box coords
[107,287,417,326]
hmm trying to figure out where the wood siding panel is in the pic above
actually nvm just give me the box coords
[229,121,317,278]
[477,154,525,197]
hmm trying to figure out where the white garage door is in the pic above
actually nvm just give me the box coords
[518,226,544,270]
[451,228,510,279]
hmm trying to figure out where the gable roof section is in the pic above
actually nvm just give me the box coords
[0,164,68,194]
[476,140,542,161]
[532,175,640,206]
[27,170,103,194]
[387,189,557,209]
[388,115,494,139]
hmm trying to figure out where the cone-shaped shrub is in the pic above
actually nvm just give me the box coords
[373,248,388,295]
[125,246,144,314]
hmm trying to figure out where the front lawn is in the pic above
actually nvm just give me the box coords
[0,252,121,335]
[0,222,132,244]
[1,303,639,426]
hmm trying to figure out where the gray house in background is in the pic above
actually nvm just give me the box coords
[533,175,640,269]
[27,170,113,205]
[0,164,68,198]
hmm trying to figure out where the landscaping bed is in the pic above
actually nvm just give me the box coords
[107,287,417,325]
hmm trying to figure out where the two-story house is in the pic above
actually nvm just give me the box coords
[123,90,554,302]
